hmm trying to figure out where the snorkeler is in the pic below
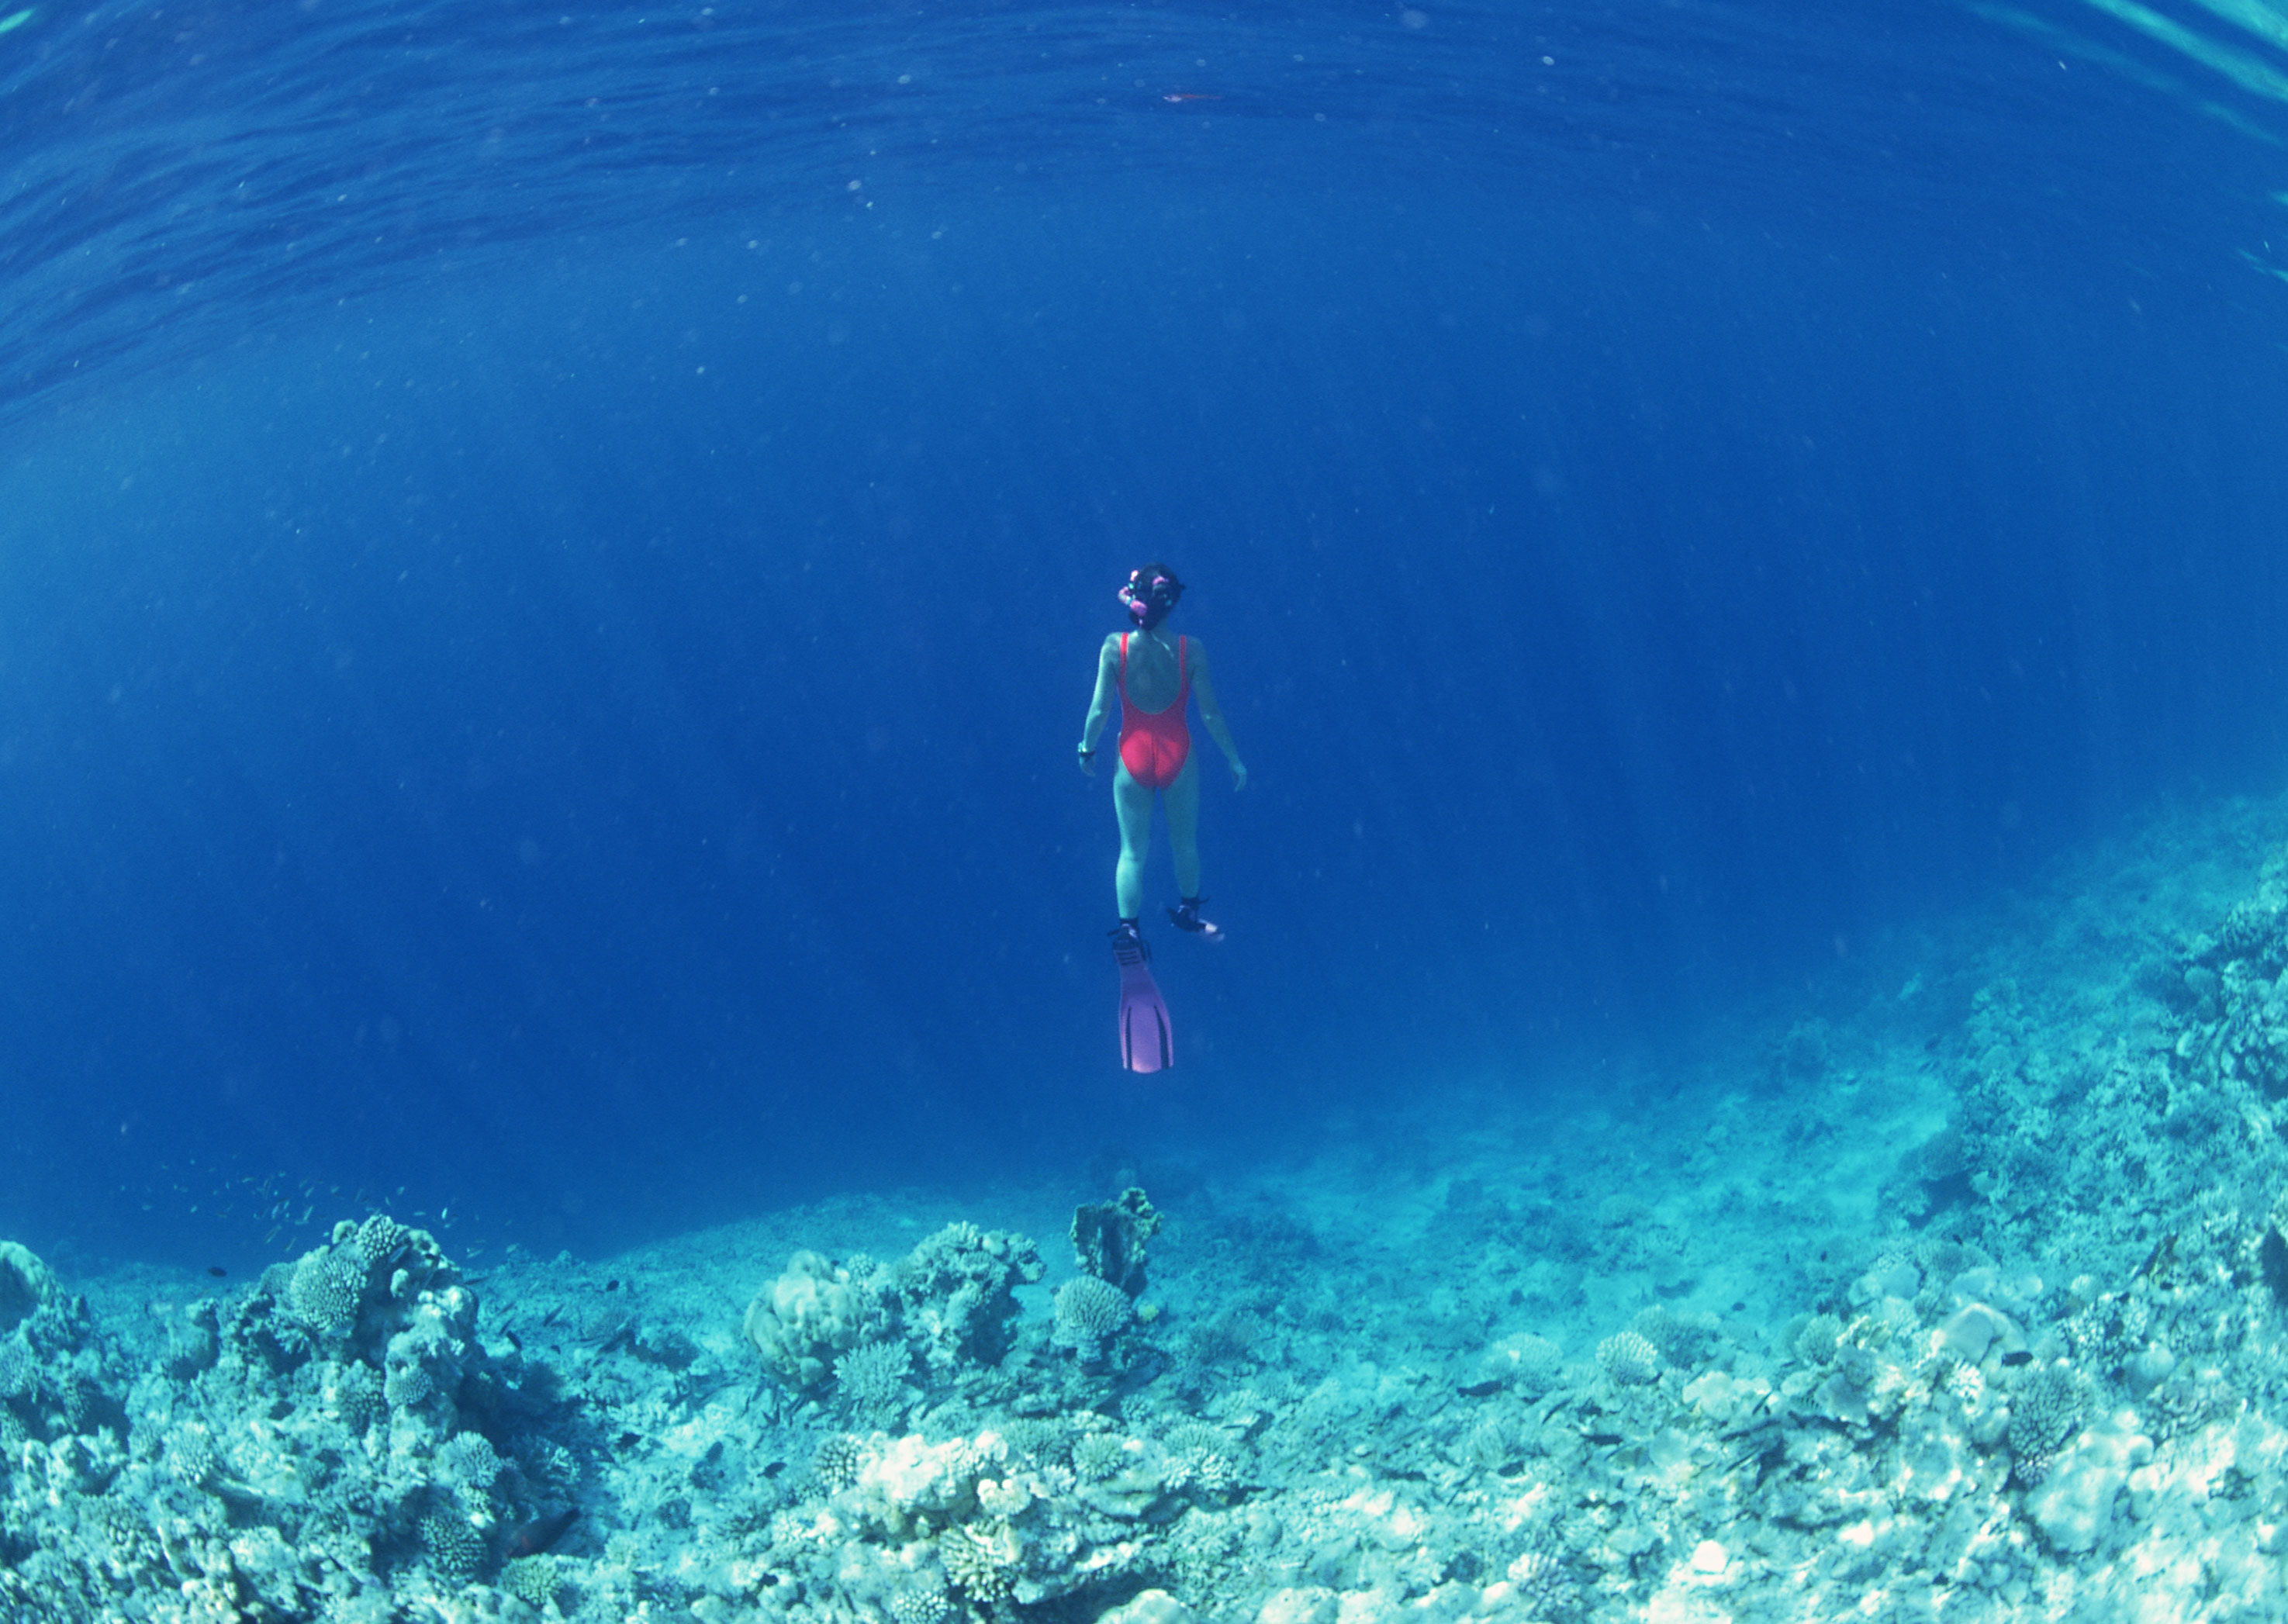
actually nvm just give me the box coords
[1077,564,1247,1069]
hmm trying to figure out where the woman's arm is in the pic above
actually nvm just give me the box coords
[1187,639,1248,790]
[1077,634,1121,776]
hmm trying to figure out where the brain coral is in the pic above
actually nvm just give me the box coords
[744,1250,890,1392]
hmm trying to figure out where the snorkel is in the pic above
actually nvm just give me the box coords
[1118,565,1184,631]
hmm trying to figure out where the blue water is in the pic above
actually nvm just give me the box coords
[3,0,2288,1260]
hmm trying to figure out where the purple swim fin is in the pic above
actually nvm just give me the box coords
[1111,925,1172,1073]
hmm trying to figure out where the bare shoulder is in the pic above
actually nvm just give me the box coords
[1099,631,1126,663]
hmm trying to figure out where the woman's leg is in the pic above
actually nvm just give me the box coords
[1163,753,1202,900]
[1113,762,1156,921]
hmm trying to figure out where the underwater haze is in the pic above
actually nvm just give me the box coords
[9,0,2288,1618]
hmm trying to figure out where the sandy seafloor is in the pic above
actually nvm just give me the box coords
[15,793,2288,1622]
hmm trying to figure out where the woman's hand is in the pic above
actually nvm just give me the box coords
[1229,758,1249,791]
[1078,745,1099,778]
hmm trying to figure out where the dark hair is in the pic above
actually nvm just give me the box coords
[1121,562,1186,631]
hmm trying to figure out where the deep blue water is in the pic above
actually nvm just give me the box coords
[3,0,2288,1260]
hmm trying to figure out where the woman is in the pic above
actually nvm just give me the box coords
[1077,563,1247,955]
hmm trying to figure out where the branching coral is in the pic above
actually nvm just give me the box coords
[836,1340,914,1420]
[1595,1330,1661,1387]
[1052,1276,1134,1363]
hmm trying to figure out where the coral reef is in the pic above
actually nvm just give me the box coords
[1052,1275,1135,1363]
[26,804,2288,1622]
[743,1249,892,1392]
[0,1217,579,1622]
[745,1223,1044,1397]
[1072,1186,1163,1295]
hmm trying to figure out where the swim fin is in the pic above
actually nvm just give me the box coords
[1111,923,1172,1073]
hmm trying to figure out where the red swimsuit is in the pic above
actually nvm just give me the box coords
[1117,632,1191,790]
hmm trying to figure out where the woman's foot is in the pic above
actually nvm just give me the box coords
[1166,897,1221,938]
[1110,919,1149,964]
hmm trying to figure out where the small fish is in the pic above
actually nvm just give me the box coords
[506,1508,579,1558]
[1162,92,1219,102]
[206,1265,227,1278]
